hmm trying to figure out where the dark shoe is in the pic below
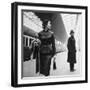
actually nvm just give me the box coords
[70,69,76,72]
[73,69,76,71]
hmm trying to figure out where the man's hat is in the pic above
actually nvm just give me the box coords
[70,30,74,34]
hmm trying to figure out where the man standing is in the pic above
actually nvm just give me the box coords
[67,30,76,72]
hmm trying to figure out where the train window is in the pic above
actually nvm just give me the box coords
[29,38,32,46]
[26,37,28,47]
[23,37,25,46]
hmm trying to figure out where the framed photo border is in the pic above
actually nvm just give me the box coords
[11,2,88,87]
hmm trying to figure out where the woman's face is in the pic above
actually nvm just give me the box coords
[47,21,51,29]
[45,21,51,31]
[44,26,48,31]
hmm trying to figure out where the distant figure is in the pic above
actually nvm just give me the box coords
[32,38,41,73]
[38,20,56,76]
[67,30,76,72]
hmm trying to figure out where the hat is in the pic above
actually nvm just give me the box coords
[70,30,74,34]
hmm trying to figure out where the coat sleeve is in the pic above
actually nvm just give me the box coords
[67,38,76,52]
[67,38,71,50]
[51,34,56,56]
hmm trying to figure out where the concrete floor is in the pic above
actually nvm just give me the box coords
[23,51,82,77]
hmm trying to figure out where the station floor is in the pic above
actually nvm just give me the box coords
[23,51,82,77]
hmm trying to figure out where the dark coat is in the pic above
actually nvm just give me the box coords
[67,36,76,63]
[38,30,56,76]
[39,30,56,56]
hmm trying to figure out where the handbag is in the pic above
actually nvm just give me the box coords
[53,57,57,70]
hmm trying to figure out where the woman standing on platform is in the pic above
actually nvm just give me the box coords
[38,20,56,76]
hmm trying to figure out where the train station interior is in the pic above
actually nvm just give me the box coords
[22,11,82,77]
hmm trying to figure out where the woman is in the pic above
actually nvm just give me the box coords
[67,30,76,72]
[38,20,56,76]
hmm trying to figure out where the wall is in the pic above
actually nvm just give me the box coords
[52,13,68,43]
[23,11,43,33]
[0,0,89,90]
